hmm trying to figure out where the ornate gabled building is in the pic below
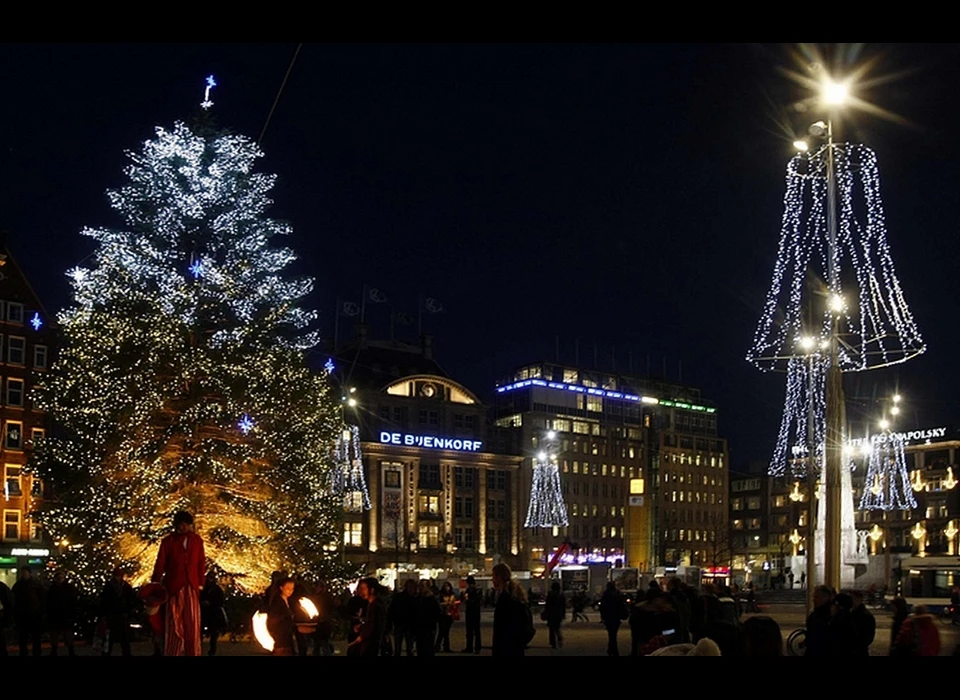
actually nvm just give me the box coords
[330,328,522,586]
[0,245,56,586]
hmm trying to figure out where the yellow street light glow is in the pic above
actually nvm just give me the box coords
[879,418,890,430]
[822,79,849,106]
[830,294,845,312]
[537,452,547,462]
[891,405,900,415]
[546,430,556,439]
[893,394,901,403]
[793,140,809,152]
[799,336,816,351]
[347,397,358,407]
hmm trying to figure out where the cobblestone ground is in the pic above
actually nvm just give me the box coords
[9,604,958,656]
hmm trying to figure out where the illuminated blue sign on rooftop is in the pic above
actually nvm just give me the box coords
[495,379,715,413]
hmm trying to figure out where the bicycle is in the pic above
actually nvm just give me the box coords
[786,627,806,656]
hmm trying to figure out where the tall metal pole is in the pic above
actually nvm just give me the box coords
[823,118,844,592]
[806,353,817,612]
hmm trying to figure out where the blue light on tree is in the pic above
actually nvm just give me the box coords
[188,259,205,279]
[238,414,255,435]
[324,358,335,374]
[201,75,217,110]
[30,312,42,331]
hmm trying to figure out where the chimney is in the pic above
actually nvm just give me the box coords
[422,333,434,361]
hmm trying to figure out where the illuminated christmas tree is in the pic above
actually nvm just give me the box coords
[524,432,569,528]
[31,117,347,593]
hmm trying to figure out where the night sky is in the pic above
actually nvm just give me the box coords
[3,43,959,471]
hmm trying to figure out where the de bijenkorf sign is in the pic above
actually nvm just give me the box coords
[379,431,483,452]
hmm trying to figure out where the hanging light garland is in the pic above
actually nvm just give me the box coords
[330,424,371,512]
[858,430,916,511]
[524,431,569,528]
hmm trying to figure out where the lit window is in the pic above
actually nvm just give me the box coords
[592,505,598,517]
[3,510,20,540]
[572,503,579,516]
[601,526,607,538]
[343,522,363,547]
[30,428,45,447]
[611,526,617,538]
[418,524,440,548]
[5,422,22,450]
[419,495,440,515]
[5,465,22,497]
[630,478,645,495]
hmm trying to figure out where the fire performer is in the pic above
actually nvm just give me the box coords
[152,511,206,656]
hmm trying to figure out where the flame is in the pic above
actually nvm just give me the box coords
[252,612,274,652]
[299,597,319,619]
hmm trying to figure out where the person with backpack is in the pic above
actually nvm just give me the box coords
[491,563,533,656]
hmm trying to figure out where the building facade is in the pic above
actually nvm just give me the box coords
[331,331,523,586]
[1,247,55,586]
[493,361,729,575]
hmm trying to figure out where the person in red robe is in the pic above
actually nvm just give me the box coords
[152,511,206,656]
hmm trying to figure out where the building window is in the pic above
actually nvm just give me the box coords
[5,465,22,497]
[418,523,440,549]
[34,345,48,370]
[6,378,24,407]
[455,526,475,550]
[6,303,23,324]
[419,463,441,488]
[747,497,761,510]
[5,421,22,450]
[7,336,25,365]
[487,498,506,521]
[3,510,20,541]
[343,522,363,547]
[419,495,440,515]
[30,476,43,498]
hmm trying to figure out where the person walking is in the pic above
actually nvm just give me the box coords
[599,581,626,656]
[99,567,137,656]
[460,575,482,654]
[491,563,532,657]
[436,581,457,653]
[571,589,589,622]
[889,596,909,653]
[544,580,566,649]
[849,590,876,656]
[200,572,226,656]
[151,510,206,656]
[347,577,387,657]
[12,566,44,656]
[415,579,441,656]
[46,571,79,656]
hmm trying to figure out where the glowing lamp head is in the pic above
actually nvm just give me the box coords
[347,398,358,408]
[893,394,901,403]
[822,80,849,106]
[891,406,900,416]
[793,140,809,153]
[830,294,845,313]
[808,121,828,138]
[879,418,890,431]
[546,430,556,440]
[798,336,816,352]
[537,452,547,462]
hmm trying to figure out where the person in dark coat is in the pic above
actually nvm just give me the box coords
[387,579,417,656]
[460,575,483,654]
[804,585,835,657]
[491,563,530,657]
[0,580,11,657]
[415,579,442,656]
[200,572,226,656]
[889,596,909,654]
[46,571,79,656]
[99,567,137,656]
[741,615,783,656]
[849,590,876,656]
[543,580,567,649]
[599,581,626,656]
[13,566,44,656]
[311,581,337,656]
[347,577,387,657]
[435,581,457,653]
[266,577,297,655]
[826,592,858,657]
[699,592,741,657]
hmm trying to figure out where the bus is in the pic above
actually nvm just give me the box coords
[895,556,960,613]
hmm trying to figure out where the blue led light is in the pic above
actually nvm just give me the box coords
[201,74,217,110]
[238,414,255,434]
[189,259,204,278]
[30,312,42,331]
[324,358,335,374]
[494,378,713,413]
